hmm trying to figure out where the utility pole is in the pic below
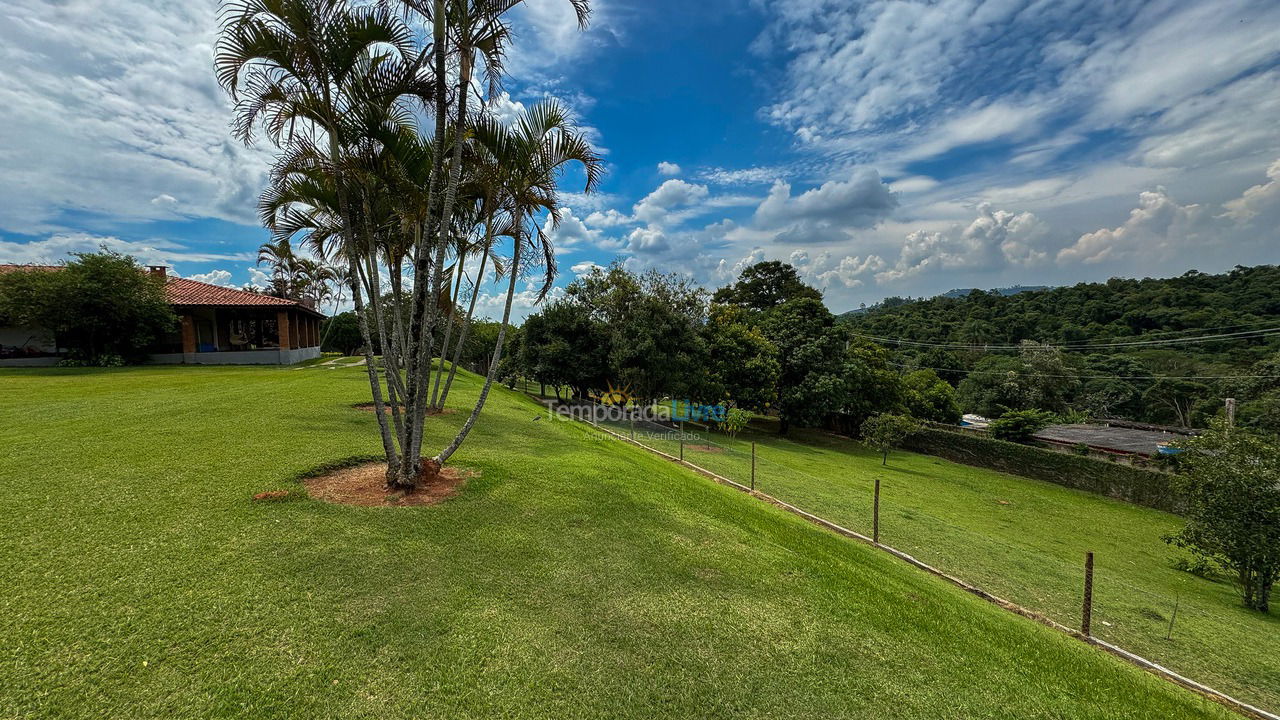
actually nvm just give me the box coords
[1225,397,1236,433]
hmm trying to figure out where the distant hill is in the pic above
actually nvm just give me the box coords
[840,285,1051,317]
[840,265,1280,365]
[938,285,1051,299]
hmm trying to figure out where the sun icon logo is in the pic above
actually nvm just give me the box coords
[598,382,633,407]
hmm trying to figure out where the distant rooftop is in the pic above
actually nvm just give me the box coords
[1033,423,1195,456]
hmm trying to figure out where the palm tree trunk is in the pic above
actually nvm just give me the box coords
[400,2,450,486]
[430,240,468,409]
[379,254,410,454]
[361,203,409,457]
[435,230,521,466]
[347,256,399,476]
[323,102,398,482]
[405,39,475,480]
[438,221,491,408]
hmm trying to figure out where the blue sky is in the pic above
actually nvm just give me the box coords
[3,0,1280,319]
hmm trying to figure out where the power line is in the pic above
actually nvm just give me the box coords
[1076,318,1280,340]
[850,327,1280,351]
[890,361,1280,382]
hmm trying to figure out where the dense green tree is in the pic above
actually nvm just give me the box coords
[0,251,175,365]
[1017,341,1080,413]
[1224,352,1280,436]
[956,355,1027,418]
[839,338,907,427]
[702,304,780,410]
[712,261,823,312]
[903,369,962,423]
[1238,391,1280,437]
[320,312,365,355]
[989,409,1058,443]
[519,300,611,400]
[758,297,848,434]
[1143,378,1211,427]
[1079,378,1140,418]
[566,265,707,403]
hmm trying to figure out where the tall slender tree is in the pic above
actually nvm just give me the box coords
[221,0,597,489]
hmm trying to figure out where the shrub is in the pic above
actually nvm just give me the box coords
[720,407,750,437]
[989,409,1058,443]
[1166,422,1280,612]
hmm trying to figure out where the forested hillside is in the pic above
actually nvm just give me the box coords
[842,266,1280,431]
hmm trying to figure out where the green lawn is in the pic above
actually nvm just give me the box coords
[603,415,1280,712]
[0,365,1242,719]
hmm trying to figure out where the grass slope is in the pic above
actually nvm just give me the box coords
[619,418,1280,711]
[0,365,1237,719]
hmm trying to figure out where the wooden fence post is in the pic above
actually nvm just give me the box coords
[1166,594,1180,640]
[751,441,756,491]
[873,477,881,544]
[1082,551,1095,637]
[630,415,635,440]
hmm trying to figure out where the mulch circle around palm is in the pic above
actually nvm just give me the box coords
[304,462,473,507]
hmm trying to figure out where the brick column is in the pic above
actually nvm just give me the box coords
[277,310,291,349]
[180,314,196,353]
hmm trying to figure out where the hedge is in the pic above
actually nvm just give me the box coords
[902,427,1185,514]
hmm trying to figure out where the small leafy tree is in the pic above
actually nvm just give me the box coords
[1167,422,1280,612]
[720,407,751,437]
[989,409,1058,443]
[861,413,921,465]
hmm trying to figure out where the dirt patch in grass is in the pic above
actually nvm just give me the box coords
[253,490,290,501]
[686,444,724,454]
[351,403,456,415]
[304,462,473,507]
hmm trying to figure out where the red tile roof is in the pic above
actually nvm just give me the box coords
[0,265,324,317]
[165,278,325,316]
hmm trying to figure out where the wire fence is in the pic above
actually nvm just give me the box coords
[519,387,1280,717]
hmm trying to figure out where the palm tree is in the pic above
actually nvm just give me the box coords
[219,0,429,482]
[434,99,601,464]
[390,0,591,482]
[222,0,597,490]
[256,237,298,298]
